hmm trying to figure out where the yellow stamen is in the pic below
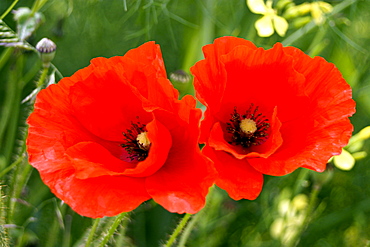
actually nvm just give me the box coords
[240,119,257,135]
[136,132,151,150]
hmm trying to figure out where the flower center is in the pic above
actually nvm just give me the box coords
[226,104,270,148]
[240,119,257,134]
[121,120,151,162]
[136,132,150,149]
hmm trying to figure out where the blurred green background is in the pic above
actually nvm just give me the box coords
[0,0,369,246]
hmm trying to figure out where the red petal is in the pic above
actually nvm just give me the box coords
[245,46,355,175]
[217,43,308,122]
[111,42,179,111]
[145,98,216,214]
[27,80,121,173]
[45,171,150,218]
[193,38,355,177]
[69,66,152,142]
[122,118,172,177]
[203,145,263,200]
[146,149,215,214]
[208,106,283,159]
[192,37,257,114]
[66,142,133,179]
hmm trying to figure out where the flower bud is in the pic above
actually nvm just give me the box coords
[170,70,191,84]
[36,38,56,68]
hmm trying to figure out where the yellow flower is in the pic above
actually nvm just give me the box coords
[284,1,333,25]
[247,0,288,37]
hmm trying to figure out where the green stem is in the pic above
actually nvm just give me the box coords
[0,153,24,179]
[37,67,49,87]
[8,157,32,224]
[178,211,202,247]
[164,213,192,247]
[98,212,127,247]
[293,168,309,196]
[0,48,13,71]
[303,184,321,227]
[0,0,20,20]
[85,218,101,247]
[31,0,49,16]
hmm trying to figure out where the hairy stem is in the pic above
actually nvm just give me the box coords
[164,213,192,247]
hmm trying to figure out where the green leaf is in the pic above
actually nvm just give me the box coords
[0,20,34,50]
[13,7,44,41]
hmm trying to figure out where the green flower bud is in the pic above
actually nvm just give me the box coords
[36,38,56,68]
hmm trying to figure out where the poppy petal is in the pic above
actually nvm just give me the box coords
[191,37,257,113]
[66,142,133,179]
[248,46,356,175]
[208,106,283,159]
[145,98,216,214]
[122,118,172,177]
[192,36,355,196]
[146,149,215,214]
[46,172,150,218]
[69,67,152,142]
[203,146,263,200]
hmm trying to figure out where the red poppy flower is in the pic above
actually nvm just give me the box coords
[191,36,355,200]
[27,42,215,218]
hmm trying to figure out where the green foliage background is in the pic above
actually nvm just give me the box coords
[0,0,369,246]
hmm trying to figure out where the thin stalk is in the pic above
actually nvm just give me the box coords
[31,0,49,15]
[115,216,129,247]
[7,158,32,224]
[0,0,20,20]
[85,218,101,247]
[178,211,203,247]
[98,212,127,247]
[37,67,49,87]
[0,48,13,71]
[0,153,24,179]
[164,213,192,247]
[293,168,309,196]
[62,215,72,247]
[21,59,42,88]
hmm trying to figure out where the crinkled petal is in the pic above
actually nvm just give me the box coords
[146,148,215,214]
[191,37,257,114]
[27,80,121,173]
[110,42,179,112]
[208,107,283,159]
[203,146,263,200]
[210,43,309,124]
[46,172,150,218]
[66,142,133,179]
[69,65,152,142]
[122,118,172,177]
[192,36,354,179]
[247,47,355,175]
[145,97,216,214]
